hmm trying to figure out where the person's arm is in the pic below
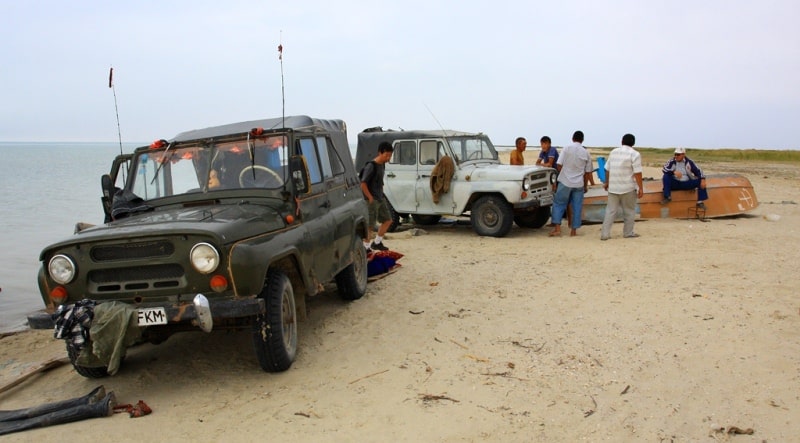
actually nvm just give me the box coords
[690,159,706,179]
[635,172,644,198]
[689,159,707,188]
[662,159,675,175]
[360,182,373,203]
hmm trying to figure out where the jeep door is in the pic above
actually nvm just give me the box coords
[383,140,419,214]
[414,139,455,214]
[314,135,355,271]
[296,137,337,287]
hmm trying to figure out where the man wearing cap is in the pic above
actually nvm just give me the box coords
[661,147,708,209]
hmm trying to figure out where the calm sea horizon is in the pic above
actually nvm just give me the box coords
[0,141,141,333]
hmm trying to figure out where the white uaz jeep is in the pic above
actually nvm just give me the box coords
[355,128,556,237]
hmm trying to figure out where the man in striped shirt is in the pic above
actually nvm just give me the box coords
[600,133,644,240]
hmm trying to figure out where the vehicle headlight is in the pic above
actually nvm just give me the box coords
[190,243,220,274]
[522,177,531,191]
[549,171,557,184]
[49,254,76,284]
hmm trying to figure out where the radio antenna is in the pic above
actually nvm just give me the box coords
[424,103,450,137]
[108,67,123,157]
[278,32,285,128]
[424,102,453,152]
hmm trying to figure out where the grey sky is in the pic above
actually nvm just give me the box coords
[1,0,798,149]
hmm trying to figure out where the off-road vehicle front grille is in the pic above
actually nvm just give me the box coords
[88,264,185,292]
[91,240,175,261]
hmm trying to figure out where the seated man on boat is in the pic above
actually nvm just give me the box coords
[661,147,708,209]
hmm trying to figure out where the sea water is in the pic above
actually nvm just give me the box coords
[0,142,139,333]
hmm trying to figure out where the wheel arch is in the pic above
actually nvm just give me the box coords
[464,191,510,212]
[268,254,309,322]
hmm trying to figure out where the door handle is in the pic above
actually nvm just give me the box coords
[387,172,396,178]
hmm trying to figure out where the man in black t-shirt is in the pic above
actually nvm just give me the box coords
[360,142,394,251]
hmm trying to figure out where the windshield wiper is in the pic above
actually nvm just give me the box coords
[150,140,173,185]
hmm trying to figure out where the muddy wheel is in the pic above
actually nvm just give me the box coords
[66,342,109,379]
[411,214,442,225]
[514,206,551,229]
[335,235,368,301]
[252,269,297,372]
[471,195,513,237]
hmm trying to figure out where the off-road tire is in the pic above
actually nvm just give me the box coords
[514,206,551,229]
[66,342,110,379]
[336,236,368,300]
[252,270,297,372]
[471,195,514,237]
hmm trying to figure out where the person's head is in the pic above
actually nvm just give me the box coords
[674,146,686,160]
[622,133,636,147]
[515,137,527,151]
[540,136,551,151]
[376,141,394,163]
[572,131,584,143]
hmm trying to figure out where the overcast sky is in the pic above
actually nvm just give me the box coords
[1,1,798,149]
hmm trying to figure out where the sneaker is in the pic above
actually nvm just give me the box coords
[696,202,706,209]
[624,233,641,238]
[370,241,389,251]
[660,197,671,205]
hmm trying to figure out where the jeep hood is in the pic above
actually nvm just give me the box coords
[41,203,286,257]
[463,163,553,180]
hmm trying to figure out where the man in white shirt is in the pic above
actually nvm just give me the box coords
[549,131,593,237]
[600,133,644,240]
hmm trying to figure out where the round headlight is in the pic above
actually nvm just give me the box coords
[49,254,76,284]
[549,171,557,184]
[522,177,531,191]
[190,243,220,274]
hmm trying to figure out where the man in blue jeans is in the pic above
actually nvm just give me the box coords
[549,131,593,237]
[661,147,708,209]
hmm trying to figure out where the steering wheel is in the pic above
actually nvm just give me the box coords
[239,165,283,188]
[467,151,482,160]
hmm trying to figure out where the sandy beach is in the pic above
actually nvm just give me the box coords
[1,154,798,442]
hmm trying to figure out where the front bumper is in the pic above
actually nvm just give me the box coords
[513,193,553,210]
[26,296,265,330]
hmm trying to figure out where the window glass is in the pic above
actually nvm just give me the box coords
[316,136,333,179]
[327,140,345,176]
[419,140,440,165]
[298,138,322,184]
[390,141,416,165]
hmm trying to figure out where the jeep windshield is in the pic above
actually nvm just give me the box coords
[446,135,499,163]
[130,135,288,200]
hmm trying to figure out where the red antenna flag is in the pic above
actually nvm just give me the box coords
[108,67,114,88]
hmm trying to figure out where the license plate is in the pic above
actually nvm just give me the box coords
[137,307,167,326]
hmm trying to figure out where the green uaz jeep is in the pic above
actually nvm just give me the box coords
[28,115,369,377]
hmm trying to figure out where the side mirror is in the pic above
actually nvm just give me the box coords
[289,155,311,194]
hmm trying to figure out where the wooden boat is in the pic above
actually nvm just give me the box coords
[581,173,759,222]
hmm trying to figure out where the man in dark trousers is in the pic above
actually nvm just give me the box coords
[661,147,708,208]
